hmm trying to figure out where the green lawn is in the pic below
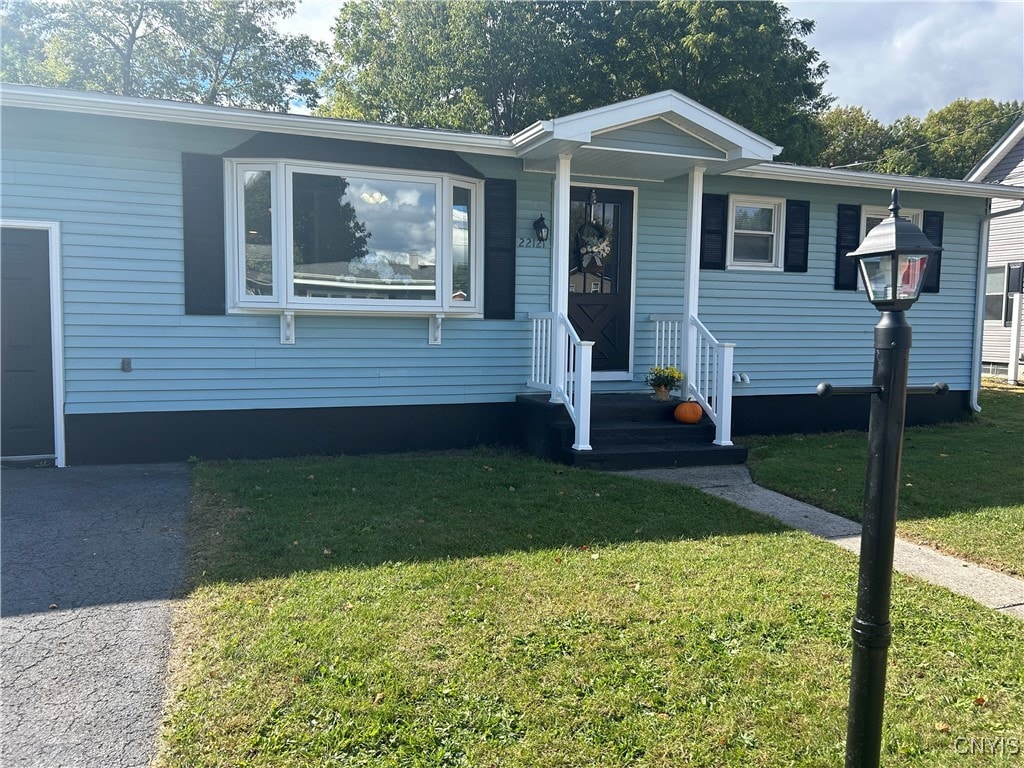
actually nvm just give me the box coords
[158,451,1024,767]
[745,381,1024,575]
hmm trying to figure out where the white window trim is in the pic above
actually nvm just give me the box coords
[860,205,922,240]
[856,206,924,292]
[984,263,1012,326]
[726,194,785,271]
[225,159,485,316]
[231,162,280,308]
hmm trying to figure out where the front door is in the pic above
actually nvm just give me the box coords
[567,187,634,371]
[1,227,55,461]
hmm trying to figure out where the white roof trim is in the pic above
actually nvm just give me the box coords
[728,163,1024,200]
[511,90,781,161]
[965,116,1024,183]
[0,83,516,157]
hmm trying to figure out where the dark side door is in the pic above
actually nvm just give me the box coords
[1,227,55,460]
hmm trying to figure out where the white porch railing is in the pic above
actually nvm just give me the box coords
[651,314,736,446]
[528,312,594,451]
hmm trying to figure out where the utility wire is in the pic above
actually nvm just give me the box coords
[829,107,1024,170]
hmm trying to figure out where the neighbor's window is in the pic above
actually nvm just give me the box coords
[984,265,1017,325]
[727,196,784,269]
[229,161,482,314]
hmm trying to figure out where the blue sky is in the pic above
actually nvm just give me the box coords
[282,0,1024,124]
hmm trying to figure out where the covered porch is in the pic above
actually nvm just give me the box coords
[510,91,781,457]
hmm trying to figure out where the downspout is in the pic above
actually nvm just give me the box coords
[970,200,1024,411]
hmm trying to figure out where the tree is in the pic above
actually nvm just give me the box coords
[318,0,831,162]
[175,0,324,110]
[320,1,604,134]
[816,106,892,169]
[603,1,831,163]
[0,0,325,111]
[878,98,1023,179]
[1,0,179,94]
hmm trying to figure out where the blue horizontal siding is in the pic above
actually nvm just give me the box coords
[2,109,537,415]
[592,120,725,160]
[700,177,985,394]
[1,104,987,416]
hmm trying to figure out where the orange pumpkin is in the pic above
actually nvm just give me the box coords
[674,401,703,424]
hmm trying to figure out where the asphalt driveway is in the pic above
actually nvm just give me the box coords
[1,463,189,768]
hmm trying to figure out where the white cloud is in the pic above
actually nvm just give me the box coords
[785,0,1024,121]
[278,0,344,45]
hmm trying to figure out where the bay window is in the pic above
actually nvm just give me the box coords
[228,160,483,314]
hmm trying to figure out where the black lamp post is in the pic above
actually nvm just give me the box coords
[818,188,944,768]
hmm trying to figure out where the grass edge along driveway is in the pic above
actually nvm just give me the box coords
[157,451,1024,767]
[745,380,1023,576]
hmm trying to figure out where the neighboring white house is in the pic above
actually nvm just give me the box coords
[3,84,1022,467]
[967,117,1024,384]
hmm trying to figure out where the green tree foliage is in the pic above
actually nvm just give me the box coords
[0,0,325,111]
[878,99,1023,179]
[817,106,892,169]
[605,1,830,163]
[320,1,604,135]
[319,0,830,162]
[816,99,1022,179]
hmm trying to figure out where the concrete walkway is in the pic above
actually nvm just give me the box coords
[623,465,1024,621]
[1,464,190,768]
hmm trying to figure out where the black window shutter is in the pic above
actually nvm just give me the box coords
[921,210,944,293]
[181,153,226,315]
[783,199,810,273]
[700,193,728,270]
[483,178,517,320]
[834,203,861,290]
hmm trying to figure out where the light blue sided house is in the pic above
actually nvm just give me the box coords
[2,85,1020,468]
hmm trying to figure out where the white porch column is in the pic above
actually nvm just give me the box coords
[550,152,572,401]
[683,166,705,388]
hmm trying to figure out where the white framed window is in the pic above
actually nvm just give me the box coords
[985,264,1021,326]
[727,195,785,270]
[227,160,484,315]
[861,205,921,240]
[234,163,280,305]
[857,206,923,292]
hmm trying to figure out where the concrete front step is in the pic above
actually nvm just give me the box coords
[588,392,688,422]
[566,442,747,471]
[589,419,715,447]
[515,392,746,469]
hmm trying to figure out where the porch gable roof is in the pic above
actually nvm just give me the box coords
[511,90,782,182]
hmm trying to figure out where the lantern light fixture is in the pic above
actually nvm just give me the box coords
[846,189,941,312]
[533,215,549,243]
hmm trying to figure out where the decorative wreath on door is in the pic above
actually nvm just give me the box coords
[575,220,612,274]
[575,189,614,274]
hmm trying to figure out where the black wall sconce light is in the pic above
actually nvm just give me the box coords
[533,215,549,243]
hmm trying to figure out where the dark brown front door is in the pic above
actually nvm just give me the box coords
[567,187,634,371]
[1,227,55,460]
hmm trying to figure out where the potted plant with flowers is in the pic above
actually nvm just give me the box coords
[645,365,683,401]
